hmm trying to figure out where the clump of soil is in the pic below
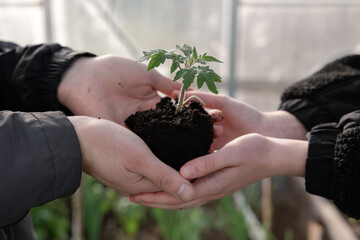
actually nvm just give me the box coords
[125,97,213,171]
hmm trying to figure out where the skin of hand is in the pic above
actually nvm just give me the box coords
[58,55,182,125]
[173,91,307,150]
[68,116,194,201]
[129,133,308,209]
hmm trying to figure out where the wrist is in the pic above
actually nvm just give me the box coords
[57,57,94,111]
[262,110,307,140]
[68,116,93,174]
[263,137,308,178]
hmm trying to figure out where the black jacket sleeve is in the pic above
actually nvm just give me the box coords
[0,111,82,228]
[0,40,95,113]
[279,55,360,219]
[279,55,360,131]
[0,41,94,228]
[306,111,360,219]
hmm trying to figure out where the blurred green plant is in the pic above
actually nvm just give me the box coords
[217,195,247,240]
[32,176,277,240]
[284,228,294,240]
[31,198,70,240]
[150,207,211,240]
[113,197,147,238]
[82,175,117,240]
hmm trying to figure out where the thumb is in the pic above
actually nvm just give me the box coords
[139,157,195,202]
[151,71,182,95]
[180,151,225,180]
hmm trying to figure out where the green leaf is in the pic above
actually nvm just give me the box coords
[165,52,179,60]
[176,44,192,57]
[147,51,166,70]
[166,53,186,73]
[138,49,163,62]
[174,68,187,81]
[170,61,180,73]
[192,47,198,61]
[198,72,218,94]
[197,77,204,89]
[197,66,222,94]
[137,44,223,96]
[182,68,197,90]
[197,57,207,64]
[201,53,223,63]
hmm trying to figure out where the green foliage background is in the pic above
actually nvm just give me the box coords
[31,175,274,240]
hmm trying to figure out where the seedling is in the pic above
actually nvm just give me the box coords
[138,44,222,114]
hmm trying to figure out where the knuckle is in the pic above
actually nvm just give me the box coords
[218,95,229,107]
[204,158,216,173]
[158,173,172,190]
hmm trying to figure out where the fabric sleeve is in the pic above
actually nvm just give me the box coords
[279,55,360,131]
[0,111,82,228]
[305,110,360,219]
[0,41,95,113]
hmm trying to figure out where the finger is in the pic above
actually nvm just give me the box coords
[130,175,221,205]
[130,179,162,194]
[208,109,224,123]
[180,151,227,179]
[130,192,182,205]
[213,125,223,139]
[172,90,226,109]
[130,181,224,209]
[131,195,211,210]
[138,157,195,202]
[151,71,182,95]
[169,88,200,100]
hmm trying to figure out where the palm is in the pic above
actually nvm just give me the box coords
[180,91,263,150]
[60,55,181,125]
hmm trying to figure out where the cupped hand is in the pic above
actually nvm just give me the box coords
[68,116,194,201]
[172,91,307,151]
[174,91,265,150]
[59,56,182,125]
[129,133,307,209]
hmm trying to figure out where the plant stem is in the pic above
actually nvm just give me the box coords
[175,84,186,114]
[175,59,192,114]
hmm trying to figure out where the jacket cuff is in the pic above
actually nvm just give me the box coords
[305,123,340,199]
[14,44,95,113]
[43,46,96,115]
[32,111,82,199]
[278,98,333,131]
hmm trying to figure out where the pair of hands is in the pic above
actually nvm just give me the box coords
[129,91,309,209]
[58,55,308,208]
[58,55,193,201]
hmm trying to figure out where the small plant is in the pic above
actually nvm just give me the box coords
[138,43,222,113]
[126,44,222,170]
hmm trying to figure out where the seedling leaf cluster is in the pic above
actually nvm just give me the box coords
[138,44,222,113]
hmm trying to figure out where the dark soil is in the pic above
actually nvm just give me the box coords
[125,97,213,171]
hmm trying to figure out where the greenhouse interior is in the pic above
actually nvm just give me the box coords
[1,0,360,239]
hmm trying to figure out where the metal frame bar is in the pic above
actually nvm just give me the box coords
[89,0,141,58]
[0,0,53,43]
[43,0,52,42]
[227,0,239,97]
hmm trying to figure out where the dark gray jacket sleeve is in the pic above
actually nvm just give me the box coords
[0,111,82,228]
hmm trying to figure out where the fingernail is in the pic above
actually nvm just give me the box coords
[175,183,194,201]
[181,165,196,179]
[129,197,138,203]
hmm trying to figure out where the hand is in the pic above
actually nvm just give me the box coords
[68,116,194,201]
[173,91,307,150]
[59,56,182,125]
[129,133,308,209]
